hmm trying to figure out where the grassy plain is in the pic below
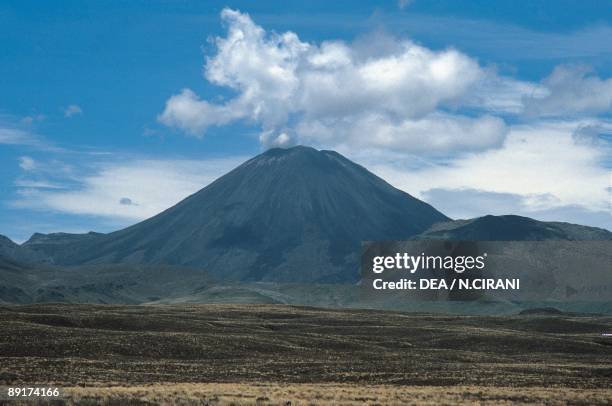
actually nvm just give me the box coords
[1,304,611,404]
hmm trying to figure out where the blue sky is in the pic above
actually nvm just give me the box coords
[1,0,611,242]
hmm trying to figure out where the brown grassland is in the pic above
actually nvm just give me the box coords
[0,304,611,404]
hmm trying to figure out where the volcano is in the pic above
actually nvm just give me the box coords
[25,146,448,282]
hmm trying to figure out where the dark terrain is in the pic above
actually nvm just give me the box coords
[1,304,611,388]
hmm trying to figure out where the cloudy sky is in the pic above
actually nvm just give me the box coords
[1,0,611,242]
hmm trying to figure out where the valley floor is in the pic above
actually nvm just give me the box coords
[1,304,611,404]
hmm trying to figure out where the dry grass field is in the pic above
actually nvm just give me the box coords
[57,383,612,405]
[1,304,611,404]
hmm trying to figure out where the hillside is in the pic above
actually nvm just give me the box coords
[417,215,612,240]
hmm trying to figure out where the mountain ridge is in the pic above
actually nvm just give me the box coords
[417,214,612,240]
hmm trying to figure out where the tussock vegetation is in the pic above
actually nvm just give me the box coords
[61,383,612,405]
[1,304,611,404]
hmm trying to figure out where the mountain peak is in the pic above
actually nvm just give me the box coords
[262,145,318,155]
[25,148,448,282]
[236,146,364,181]
[253,145,336,166]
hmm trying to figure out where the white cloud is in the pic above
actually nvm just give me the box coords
[64,104,83,118]
[18,156,36,171]
[523,65,612,117]
[259,130,294,147]
[158,89,244,136]
[0,127,37,146]
[378,14,612,61]
[465,72,545,115]
[159,8,502,153]
[14,179,65,189]
[359,120,611,215]
[398,0,414,9]
[0,118,63,151]
[12,156,246,221]
[21,114,45,125]
[296,112,507,154]
[158,9,612,151]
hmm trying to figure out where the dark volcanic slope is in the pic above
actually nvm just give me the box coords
[418,215,612,240]
[24,146,448,282]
